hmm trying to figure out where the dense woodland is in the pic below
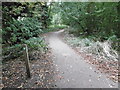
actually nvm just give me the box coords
[2,2,120,88]
[2,2,120,60]
[52,2,120,39]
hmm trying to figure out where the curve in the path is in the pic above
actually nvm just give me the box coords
[45,30,118,88]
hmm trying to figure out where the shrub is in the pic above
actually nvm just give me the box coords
[3,37,48,60]
[48,25,67,32]
[2,17,43,45]
[24,37,48,52]
[108,35,120,51]
[66,35,119,61]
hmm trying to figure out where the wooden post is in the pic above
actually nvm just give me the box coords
[23,44,31,78]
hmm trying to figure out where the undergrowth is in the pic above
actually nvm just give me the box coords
[65,28,119,62]
[43,25,67,33]
[3,37,48,61]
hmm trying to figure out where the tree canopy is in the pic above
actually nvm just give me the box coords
[51,2,120,39]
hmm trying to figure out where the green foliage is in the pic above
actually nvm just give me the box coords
[108,35,117,41]
[3,37,48,60]
[2,2,50,60]
[49,25,67,31]
[50,2,120,52]
[108,35,120,51]
[2,44,24,60]
[24,37,48,52]
[51,12,62,25]
[67,36,93,47]
[66,35,119,61]
[68,28,82,36]
[2,2,50,46]
[3,18,42,45]
[52,2,120,40]
[43,25,67,33]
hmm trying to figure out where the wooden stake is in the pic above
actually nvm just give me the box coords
[23,44,31,78]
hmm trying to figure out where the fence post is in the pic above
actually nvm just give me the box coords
[23,44,31,78]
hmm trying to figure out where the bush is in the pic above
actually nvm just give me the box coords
[66,34,119,61]
[48,25,67,31]
[2,17,46,60]
[2,44,24,60]
[69,28,81,36]
[3,17,43,45]
[108,35,120,51]
[3,37,48,60]
[24,37,48,52]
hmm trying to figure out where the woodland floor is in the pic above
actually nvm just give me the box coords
[2,50,57,88]
[2,29,119,89]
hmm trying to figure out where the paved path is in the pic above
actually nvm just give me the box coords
[45,30,118,88]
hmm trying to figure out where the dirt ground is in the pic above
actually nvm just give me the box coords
[2,49,57,89]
